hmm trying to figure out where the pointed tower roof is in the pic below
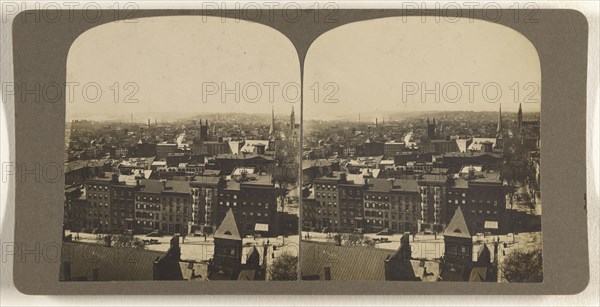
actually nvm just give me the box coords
[475,244,491,266]
[214,209,241,241]
[443,207,472,239]
[246,246,261,264]
[269,106,275,135]
[496,103,502,133]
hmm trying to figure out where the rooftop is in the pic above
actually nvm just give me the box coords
[300,241,393,281]
[60,241,166,281]
[443,207,472,239]
[138,179,190,194]
[213,209,241,241]
[216,153,274,161]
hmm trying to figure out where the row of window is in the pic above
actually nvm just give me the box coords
[87,184,108,191]
[340,189,362,196]
[90,193,108,200]
[316,192,337,199]
[220,201,270,209]
[315,184,337,190]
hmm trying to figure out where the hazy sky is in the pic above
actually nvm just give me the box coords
[304,17,541,120]
[66,16,300,121]
[67,16,540,122]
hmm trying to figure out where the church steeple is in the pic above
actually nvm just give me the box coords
[496,103,502,133]
[269,106,275,136]
[517,103,523,134]
[290,106,295,133]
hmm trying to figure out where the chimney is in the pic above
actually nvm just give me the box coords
[323,266,332,280]
[63,261,71,281]
[92,268,100,281]
[111,173,119,183]
[168,235,181,260]
[104,235,112,247]
[339,172,347,184]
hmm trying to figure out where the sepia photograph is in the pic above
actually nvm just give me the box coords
[300,17,542,282]
[3,1,597,303]
[60,16,300,281]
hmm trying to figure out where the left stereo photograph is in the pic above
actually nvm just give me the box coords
[61,16,300,281]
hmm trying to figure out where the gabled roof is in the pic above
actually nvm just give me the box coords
[238,269,258,280]
[469,267,488,282]
[443,207,472,239]
[214,209,241,241]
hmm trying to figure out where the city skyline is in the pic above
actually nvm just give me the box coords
[304,17,541,119]
[66,16,300,120]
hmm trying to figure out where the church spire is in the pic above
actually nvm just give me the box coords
[496,103,502,133]
[269,105,275,136]
[517,103,523,134]
[290,105,295,133]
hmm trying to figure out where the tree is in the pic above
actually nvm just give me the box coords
[501,248,543,282]
[268,252,298,281]
[332,233,376,248]
[98,234,146,249]
[344,233,363,246]
[362,236,376,248]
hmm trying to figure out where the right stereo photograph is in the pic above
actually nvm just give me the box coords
[300,16,542,283]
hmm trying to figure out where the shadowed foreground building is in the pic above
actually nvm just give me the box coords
[300,207,498,282]
[300,234,439,281]
[440,207,498,282]
[60,209,268,281]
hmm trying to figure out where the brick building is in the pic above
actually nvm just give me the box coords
[85,173,119,233]
[364,178,420,233]
[109,181,139,234]
[216,174,277,236]
[134,180,164,234]
[338,174,366,232]
[446,171,506,234]
[189,175,220,234]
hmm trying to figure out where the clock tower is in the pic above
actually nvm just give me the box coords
[212,208,243,277]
